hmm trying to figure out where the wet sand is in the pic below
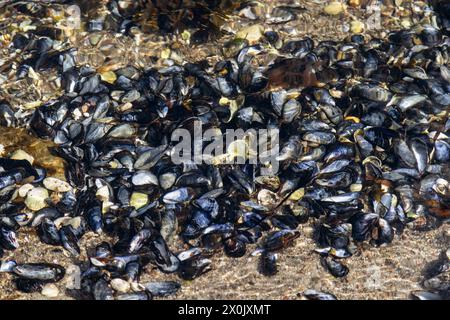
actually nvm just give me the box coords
[0,223,448,300]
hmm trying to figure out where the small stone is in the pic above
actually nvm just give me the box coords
[41,284,59,297]
[130,192,148,210]
[350,20,364,33]
[43,177,71,192]
[18,183,34,198]
[64,264,81,290]
[24,187,49,211]
[110,278,130,293]
[324,2,346,15]
[236,24,264,44]
[10,149,34,165]
[100,71,117,84]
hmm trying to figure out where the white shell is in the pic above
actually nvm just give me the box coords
[132,171,158,186]
[18,183,34,198]
[24,187,49,211]
[41,284,59,297]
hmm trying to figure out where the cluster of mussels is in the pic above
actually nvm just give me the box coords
[0,1,450,300]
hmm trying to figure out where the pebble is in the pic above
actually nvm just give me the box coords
[41,284,59,297]
[43,177,71,192]
[64,264,81,290]
[110,278,131,293]
[24,187,49,211]
[10,149,34,165]
[324,2,346,15]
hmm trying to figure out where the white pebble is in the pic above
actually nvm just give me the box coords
[41,284,59,298]
[64,264,81,290]
[43,177,71,192]
[110,278,130,293]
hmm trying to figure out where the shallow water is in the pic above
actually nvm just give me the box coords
[0,127,66,179]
